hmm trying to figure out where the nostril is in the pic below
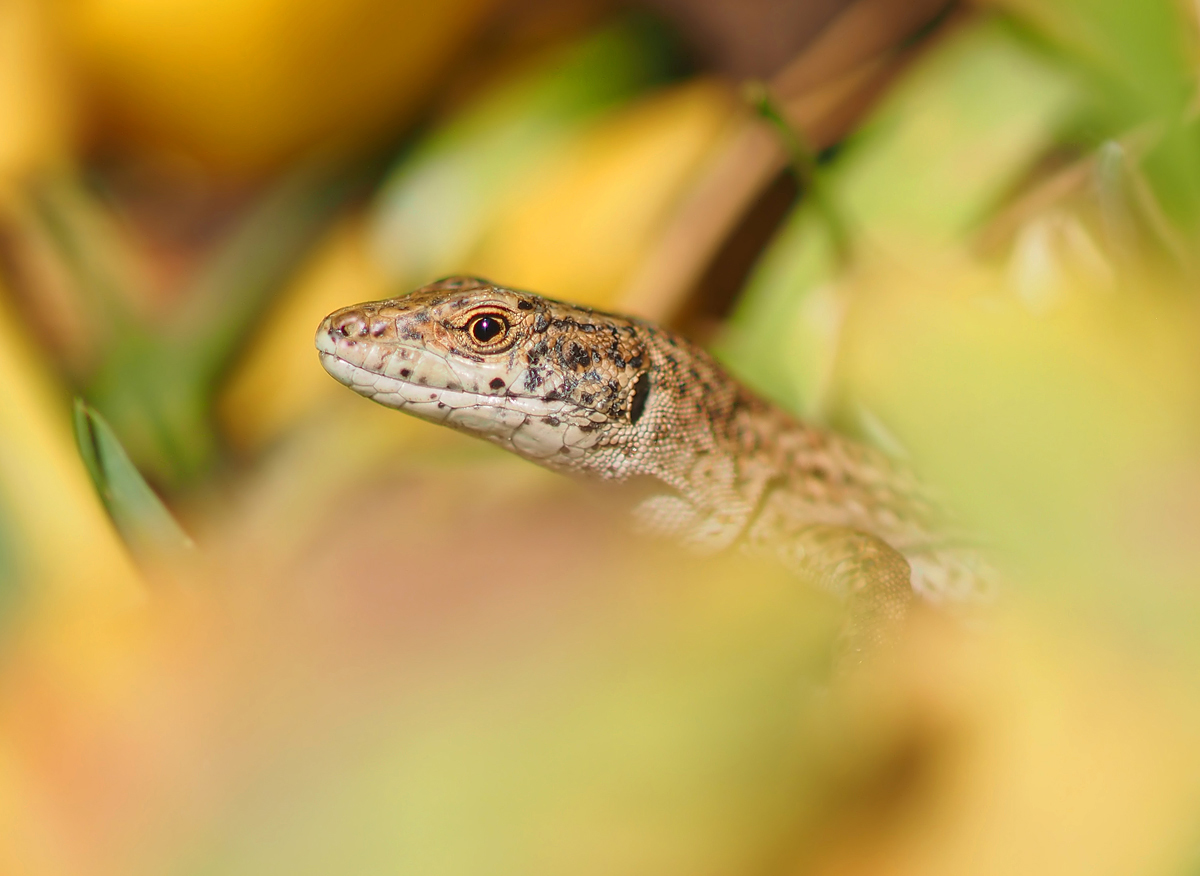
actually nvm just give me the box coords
[335,313,368,338]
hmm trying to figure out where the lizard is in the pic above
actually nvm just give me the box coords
[315,276,994,661]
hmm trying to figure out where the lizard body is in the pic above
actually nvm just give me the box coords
[316,277,992,654]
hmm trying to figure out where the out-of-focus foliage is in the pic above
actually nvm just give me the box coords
[723,19,1086,414]
[984,0,1200,231]
[0,289,140,616]
[73,399,193,562]
[79,165,359,485]
[1,1,1200,874]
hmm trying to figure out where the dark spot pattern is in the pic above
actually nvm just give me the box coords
[524,369,545,391]
[566,343,590,370]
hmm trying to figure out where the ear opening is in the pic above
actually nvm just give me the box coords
[629,373,651,425]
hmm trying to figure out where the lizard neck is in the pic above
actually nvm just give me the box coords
[617,326,792,549]
[628,326,938,553]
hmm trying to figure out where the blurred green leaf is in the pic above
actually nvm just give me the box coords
[720,18,1083,418]
[747,80,851,267]
[995,0,1193,116]
[73,397,194,560]
[997,0,1200,231]
[83,163,361,486]
[0,496,22,618]
[1091,140,1195,274]
[838,18,1082,243]
[716,211,843,419]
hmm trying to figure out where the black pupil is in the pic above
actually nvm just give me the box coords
[471,316,504,343]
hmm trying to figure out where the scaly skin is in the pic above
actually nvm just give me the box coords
[316,277,992,657]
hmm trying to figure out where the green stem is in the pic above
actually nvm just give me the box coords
[746,81,852,265]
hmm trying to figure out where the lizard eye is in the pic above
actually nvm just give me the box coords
[467,314,508,345]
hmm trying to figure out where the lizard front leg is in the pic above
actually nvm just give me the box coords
[782,525,914,668]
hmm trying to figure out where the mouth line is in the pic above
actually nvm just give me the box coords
[319,349,427,390]
[320,348,529,404]
[319,348,612,447]
[319,349,382,374]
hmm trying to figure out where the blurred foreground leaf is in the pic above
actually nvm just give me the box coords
[73,398,193,561]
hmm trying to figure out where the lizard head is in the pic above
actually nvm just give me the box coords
[316,276,655,474]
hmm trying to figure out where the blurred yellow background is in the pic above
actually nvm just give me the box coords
[1,0,1200,874]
